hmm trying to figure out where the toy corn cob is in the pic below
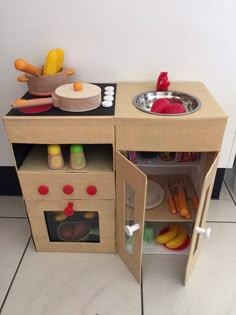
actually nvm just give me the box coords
[43,49,59,75]
[56,48,64,72]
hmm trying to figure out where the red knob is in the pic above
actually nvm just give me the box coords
[64,202,74,216]
[87,185,97,196]
[38,185,49,195]
[63,185,74,195]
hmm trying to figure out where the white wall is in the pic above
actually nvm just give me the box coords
[1,0,235,167]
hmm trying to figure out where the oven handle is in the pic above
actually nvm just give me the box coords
[64,202,74,216]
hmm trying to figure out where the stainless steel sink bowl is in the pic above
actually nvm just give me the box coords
[132,91,201,116]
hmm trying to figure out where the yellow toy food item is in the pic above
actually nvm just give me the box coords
[47,144,64,170]
[165,225,188,249]
[55,212,68,222]
[83,212,96,219]
[43,49,59,75]
[73,81,83,91]
[55,48,64,72]
[155,224,178,244]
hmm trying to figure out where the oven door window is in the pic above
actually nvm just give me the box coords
[44,211,100,243]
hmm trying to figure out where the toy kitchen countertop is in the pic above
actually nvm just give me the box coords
[114,82,228,152]
[6,83,116,117]
[3,83,116,144]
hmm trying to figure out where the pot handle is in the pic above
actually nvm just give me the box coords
[65,68,75,76]
[17,75,28,82]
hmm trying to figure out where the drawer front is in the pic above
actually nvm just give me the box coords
[4,117,114,144]
[18,172,115,200]
[116,118,227,152]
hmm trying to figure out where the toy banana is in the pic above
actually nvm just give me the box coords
[56,48,64,72]
[165,225,188,249]
[43,49,59,75]
[155,224,178,244]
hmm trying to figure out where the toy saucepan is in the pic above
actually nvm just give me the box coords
[15,58,75,96]
[11,83,102,113]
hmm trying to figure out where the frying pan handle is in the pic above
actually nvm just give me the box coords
[11,98,53,109]
[17,75,28,82]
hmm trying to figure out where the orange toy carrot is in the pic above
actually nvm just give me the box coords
[14,58,41,76]
[166,184,177,215]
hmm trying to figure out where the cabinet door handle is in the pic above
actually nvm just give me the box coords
[195,226,211,239]
[125,224,141,237]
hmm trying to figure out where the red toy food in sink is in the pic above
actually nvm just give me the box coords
[151,98,186,114]
[164,103,186,114]
[151,98,170,113]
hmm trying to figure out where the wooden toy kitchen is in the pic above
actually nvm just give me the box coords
[2,57,227,285]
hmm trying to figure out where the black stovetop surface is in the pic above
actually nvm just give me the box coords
[6,83,116,117]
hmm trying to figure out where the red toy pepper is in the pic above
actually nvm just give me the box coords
[156,72,170,91]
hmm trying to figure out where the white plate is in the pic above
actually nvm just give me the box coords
[126,180,165,209]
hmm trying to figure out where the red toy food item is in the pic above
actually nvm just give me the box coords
[156,72,170,91]
[163,103,186,114]
[151,98,170,113]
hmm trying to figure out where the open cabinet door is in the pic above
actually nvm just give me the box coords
[116,151,147,283]
[185,152,220,285]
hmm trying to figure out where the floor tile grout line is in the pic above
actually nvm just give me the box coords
[0,217,27,219]
[207,220,236,224]
[0,236,31,314]
[141,268,144,315]
[223,179,236,206]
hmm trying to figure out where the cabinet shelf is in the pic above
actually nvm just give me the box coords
[125,175,197,223]
[18,144,113,173]
[134,152,200,168]
[126,222,192,255]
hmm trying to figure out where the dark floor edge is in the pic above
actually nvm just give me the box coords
[0,236,31,313]
[0,167,22,196]
[223,179,236,206]
[211,168,225,199]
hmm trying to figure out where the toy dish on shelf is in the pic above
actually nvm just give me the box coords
[126,180,165,210]
[132,91,201,116]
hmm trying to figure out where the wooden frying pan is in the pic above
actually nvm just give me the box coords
[11,83,102,113]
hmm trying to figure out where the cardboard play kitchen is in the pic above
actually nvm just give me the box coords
[3,62,228,285]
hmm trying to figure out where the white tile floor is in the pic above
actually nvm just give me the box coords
[0,170,236,315]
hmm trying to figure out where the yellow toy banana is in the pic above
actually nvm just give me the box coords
[165,225,188,249]
[155,224,178,244]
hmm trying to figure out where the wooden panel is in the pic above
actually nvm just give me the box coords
[116,151,147,283]
[18,172,115,200]
[3,116,114,144]
[184,152,220,285]
[26,199,115,253]
[115,117,227,151]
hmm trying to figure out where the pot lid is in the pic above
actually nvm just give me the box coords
[55,83,101,100]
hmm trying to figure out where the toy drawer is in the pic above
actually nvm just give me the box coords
[3,117,114,144]
[18,172,115,200]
